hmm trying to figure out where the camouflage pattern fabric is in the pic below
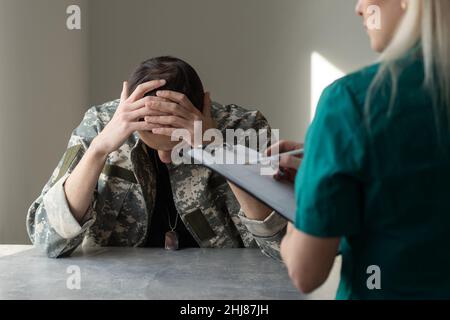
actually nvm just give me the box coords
[27,100,287,259]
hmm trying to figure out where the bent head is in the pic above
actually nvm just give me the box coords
[128,56,205,163]
[355,0,407,53]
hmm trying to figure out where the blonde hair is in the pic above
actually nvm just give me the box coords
[367,0,450,126]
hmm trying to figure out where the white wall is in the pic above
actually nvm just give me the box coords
[0,0,89,244]
[88,0,376,140]
[0,0,375,244]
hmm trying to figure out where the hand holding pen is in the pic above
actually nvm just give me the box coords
[265,141,304,183]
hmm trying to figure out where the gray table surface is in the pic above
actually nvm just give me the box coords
[0,245,340,300]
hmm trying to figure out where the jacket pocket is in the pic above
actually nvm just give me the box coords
[90,167,136,245]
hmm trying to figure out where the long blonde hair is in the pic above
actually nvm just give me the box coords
[367,0,450,127]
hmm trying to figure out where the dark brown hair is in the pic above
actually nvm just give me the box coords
[128,56,205,111]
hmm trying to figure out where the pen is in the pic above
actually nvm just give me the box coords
[245,148,304,165]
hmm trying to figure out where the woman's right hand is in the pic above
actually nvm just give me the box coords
[266,140,303,183]
[90,80,168,157]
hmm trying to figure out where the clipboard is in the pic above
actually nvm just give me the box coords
[186,146,296,222]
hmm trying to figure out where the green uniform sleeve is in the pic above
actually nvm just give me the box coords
[295,81,366,237]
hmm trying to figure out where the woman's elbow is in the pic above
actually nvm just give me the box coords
[288,268,326,294]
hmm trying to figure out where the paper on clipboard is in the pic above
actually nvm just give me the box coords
[187,146,296,222]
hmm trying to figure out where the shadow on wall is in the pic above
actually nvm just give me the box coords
[0,0,89,245]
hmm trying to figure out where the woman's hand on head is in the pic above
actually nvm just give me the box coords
[143,90,217,147]
[266,140,303,183]
[91,80,170,156]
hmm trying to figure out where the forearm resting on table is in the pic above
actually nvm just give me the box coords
[64,140,107,224]
[228,182,273,221]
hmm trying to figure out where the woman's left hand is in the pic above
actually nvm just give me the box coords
[144,90,216,146]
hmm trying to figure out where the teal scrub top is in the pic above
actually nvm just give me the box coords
[295,52,450,300]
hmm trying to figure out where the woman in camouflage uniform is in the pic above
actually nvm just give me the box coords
[27,57,287,259]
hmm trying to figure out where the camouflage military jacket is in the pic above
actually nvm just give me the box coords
[27,100,287,259]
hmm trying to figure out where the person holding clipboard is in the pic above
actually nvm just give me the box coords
[274,0,450,299]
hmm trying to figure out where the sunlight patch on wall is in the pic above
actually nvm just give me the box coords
[311,52,345,122]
